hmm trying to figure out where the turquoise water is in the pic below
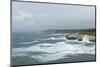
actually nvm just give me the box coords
[11,32,96,65]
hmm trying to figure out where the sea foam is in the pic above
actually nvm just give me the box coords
[12,38,95,62]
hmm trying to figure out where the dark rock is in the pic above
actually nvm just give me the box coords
[89,39,96,42]
[67,37,78,40]
[78,38,82,41]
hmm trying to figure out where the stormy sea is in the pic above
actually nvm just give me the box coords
[11,32,96,65]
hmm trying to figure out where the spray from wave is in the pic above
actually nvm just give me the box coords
[12,35,95,62]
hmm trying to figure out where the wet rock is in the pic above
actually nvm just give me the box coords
[78,38,82,41]
[65,33,79,40]
[65,33,96,42]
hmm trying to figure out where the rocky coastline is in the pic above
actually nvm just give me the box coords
[65,33,96,42]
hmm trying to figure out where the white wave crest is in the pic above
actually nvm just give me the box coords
[50,33,68,36]
[31,51,69,62]
[82,35,92,43]
[19,41,38,44]
[42,37,66,41]
[12,40,95,62]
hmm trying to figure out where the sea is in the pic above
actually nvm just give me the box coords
[11,32,96,65]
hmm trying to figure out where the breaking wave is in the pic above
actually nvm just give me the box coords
[18,41,38,44]
[12,36,95,62]
[42,37,66,41]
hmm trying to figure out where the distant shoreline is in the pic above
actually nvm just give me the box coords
[44,28,96,34]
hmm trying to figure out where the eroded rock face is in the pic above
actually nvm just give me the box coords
[88,35,96,42]
[65,33,79,40]
[65,33,96,42]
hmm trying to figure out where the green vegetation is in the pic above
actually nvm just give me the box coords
[79,32,96,35]
[44,28,96,34]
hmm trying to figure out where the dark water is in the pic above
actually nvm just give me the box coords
[11,32,96,65]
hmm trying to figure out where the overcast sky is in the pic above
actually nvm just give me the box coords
[12,1,95,32]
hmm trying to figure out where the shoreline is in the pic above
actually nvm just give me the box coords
[65,32,96,42]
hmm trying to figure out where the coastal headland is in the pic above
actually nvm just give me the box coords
[43,28,96,42]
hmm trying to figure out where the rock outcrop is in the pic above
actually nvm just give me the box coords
[65,33,96,42]
[65,33,79,40]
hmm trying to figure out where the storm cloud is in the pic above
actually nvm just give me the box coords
[12,1,95,32]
